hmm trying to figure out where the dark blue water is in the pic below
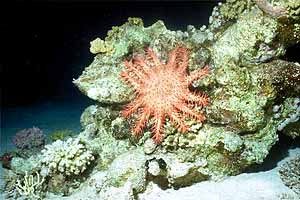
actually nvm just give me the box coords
[0,97,93,154]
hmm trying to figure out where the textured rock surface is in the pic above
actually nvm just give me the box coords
[274,97,300,138]
[71,0,300,196]
[79,105,132,170]
[279,154,300,195]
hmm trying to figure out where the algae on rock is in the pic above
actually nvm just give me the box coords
[73,18,190,104]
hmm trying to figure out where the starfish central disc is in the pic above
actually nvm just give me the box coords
[143,68,185,110]
[121,46,209,143]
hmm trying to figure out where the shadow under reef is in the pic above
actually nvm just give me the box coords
[245,133,300,173]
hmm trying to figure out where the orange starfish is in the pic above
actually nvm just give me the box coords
[121,46,209,143]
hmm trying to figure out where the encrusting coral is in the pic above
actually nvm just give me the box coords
[120,46,209,143]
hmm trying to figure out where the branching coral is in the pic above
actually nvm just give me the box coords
[40,138,95,176]
[121,46,209,143]
[16,171,45,199]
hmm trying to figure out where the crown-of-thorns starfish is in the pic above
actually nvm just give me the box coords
[120,46,209,144]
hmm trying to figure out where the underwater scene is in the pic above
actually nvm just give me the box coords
[1,0,300,199]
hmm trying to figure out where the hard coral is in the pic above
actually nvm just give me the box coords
[16,171,45,199]
[40,138,95,176]
[121,46,209,143]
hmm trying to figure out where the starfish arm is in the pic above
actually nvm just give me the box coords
[151,112,165,144]
[124,60,147,80]
[121,97,143,118]
[175,104,206,122]
[133,57,153,76]
[145,48,161,67]
[120,71,141,91]
[185,92,209,107]
[168,111,189,133]
[166,47,189,72]
[133,108,151,136]
[166,47,178,67]
[187,65,209,85]
[175,47,189,73]
[121,46,210,144]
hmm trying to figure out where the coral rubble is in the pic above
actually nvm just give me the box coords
[279,155,300,196]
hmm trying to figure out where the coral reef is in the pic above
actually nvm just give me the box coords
[70,0,300,197]
[12,127,46,158]
[79,105,131,170]
[3,0,300,199]
[10,155,41,175]
[279,155,300,196]
[70,0,299,197]
[73,18,186,104]
[100,148,147,194]
[5,138,97,197]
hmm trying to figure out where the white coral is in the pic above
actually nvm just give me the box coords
[16,171,45,199]
[40,138,94,176]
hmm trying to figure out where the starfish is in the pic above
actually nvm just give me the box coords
[120,46,209,143]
